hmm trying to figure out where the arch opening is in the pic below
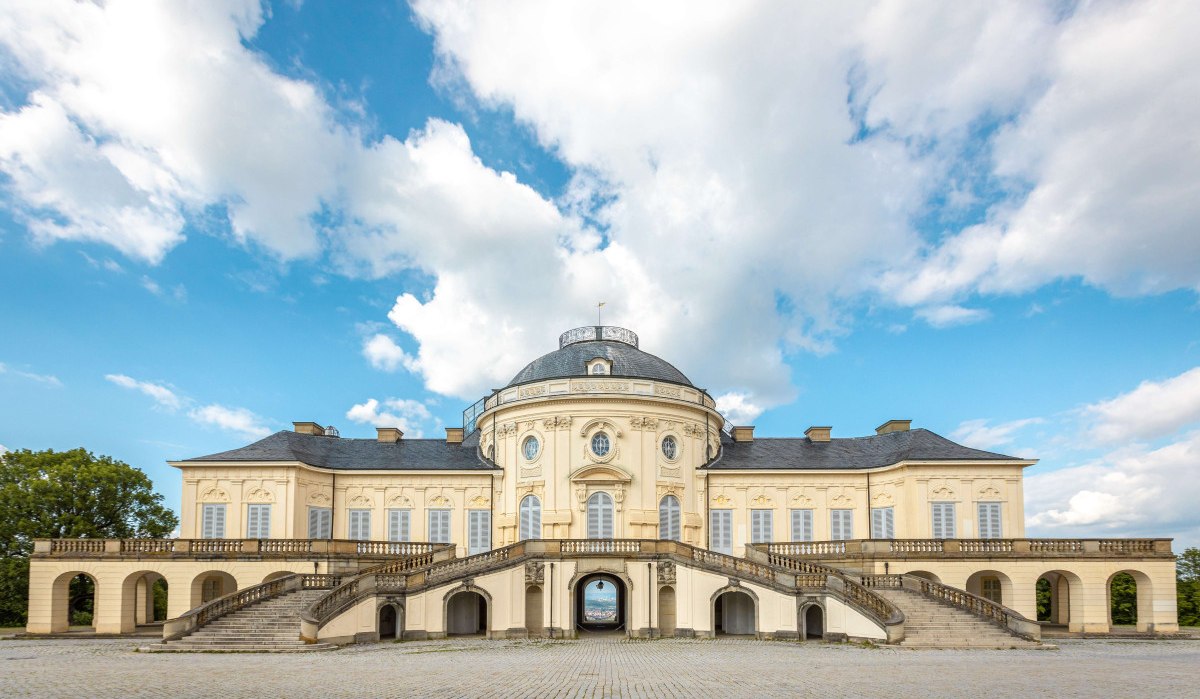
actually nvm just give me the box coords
[378,603,401,640]
[804,604,824,639]
[906,570,941,584]
[52,572,97,631]
[1109,569,1153,632]
[525,585,544,636]
[714,590,756,636]
[965,569,1012,606]
[575,573,625,634]
[190,570,237,608]
[262,570,296,584]
[446,590,488,636]
[120,570,169,631]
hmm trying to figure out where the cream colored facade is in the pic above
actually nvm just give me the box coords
[26,326,1180,643]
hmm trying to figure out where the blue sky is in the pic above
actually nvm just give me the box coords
[1,1,1198,549]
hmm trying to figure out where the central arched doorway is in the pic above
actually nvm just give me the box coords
[713,589,756,636]
[378,603,402,640]
[446,590,488,636]
[575,573,626,634]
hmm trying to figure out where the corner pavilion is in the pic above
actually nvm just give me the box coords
[27,326,1179,647]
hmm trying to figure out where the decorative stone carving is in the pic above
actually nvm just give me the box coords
[712,494,732,506]
[522,421,535,431]
[571,381,630,393]
[931,486,956,500]
[749,494,773,507]
[630,416,660,430]
[244,487,274,503]
[871,492,895,507]
[576,486,588,511]
[520,465,542,479]
[683,423,705,437]
[308,491,331,506]
[525,561,545,585]
[429,495,452,507]
[654,384,682,398]
[348,493,374,508]
[199,486,229,502]
[728,577,740,587]
[542,415,572,431]
[978,486,1002,499]
[790,493,814,507]
[658,561,676,585]
[660,465,681,478]
[500,422,518,436]
[518,385,547,399]
[829,494,854,508]
[387,494,413,507]
[469,495,489,507]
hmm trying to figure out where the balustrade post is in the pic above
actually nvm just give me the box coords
[1082,540,1100,553]
[943,540,961,553]
[244,539,261,553]
[104,539,121,554]
[1012,539,1031,554]
[33,540,51,554]
[1153,539,1173,553]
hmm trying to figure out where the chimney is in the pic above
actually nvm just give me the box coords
[376,427,404,443]
[805,426,832,442]
[445,427,465,444]
[731,426,755,443]
[293,421,325,436]
[876,419,912,435]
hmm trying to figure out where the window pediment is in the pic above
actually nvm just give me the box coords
[570,463,632,483]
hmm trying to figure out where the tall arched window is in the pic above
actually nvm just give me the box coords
[587,491,614,539]
[659,495,681,541]
[519,495,541,541]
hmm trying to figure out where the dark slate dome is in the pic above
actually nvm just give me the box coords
[507,326,692,387]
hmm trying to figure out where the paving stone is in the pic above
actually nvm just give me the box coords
[1,636,1196,697]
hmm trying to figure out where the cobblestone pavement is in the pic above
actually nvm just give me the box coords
[1,637,1196,698]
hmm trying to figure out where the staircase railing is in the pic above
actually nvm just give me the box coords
[859,573,1040,641]
[161,573,341,642]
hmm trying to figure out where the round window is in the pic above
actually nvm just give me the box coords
[661,435,678,460]
[522,436,540,461]
[591,432,611,457]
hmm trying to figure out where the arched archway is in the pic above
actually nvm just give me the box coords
[378,602,402,640]
[51,571,97,632]
[1035,569,1083,630]
[658,585,677,637]
[120,570,169,632]
[525,585,544,636]
[445,590,488,636]
[190,570,237,608]
[262,570,296,583]
[803,603,824,639]
[1109,569,1153,632]
[966,570,1013,606]
[713,588,756,636]
[575,572,625,633]
[907,570,941,584]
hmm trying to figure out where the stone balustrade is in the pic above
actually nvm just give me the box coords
[760,538,1174,561]
[34,538,447,561]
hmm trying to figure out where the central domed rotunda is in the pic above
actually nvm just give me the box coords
[507,326,692,387]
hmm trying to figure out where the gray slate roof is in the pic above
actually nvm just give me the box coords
[508,340,692,387]
[181,430,496,471]
[708,429,1023,470]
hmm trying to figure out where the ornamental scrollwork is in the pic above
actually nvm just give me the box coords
[658,561,676,585]
[526,561,545,585]
[630,416,659,430]
[653,384,682,399]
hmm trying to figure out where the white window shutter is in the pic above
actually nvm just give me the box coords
[468,510,490,555]
[830,510,851,540]
[885,507,894,538]
[932,502,956,539]
[389,510,411,542]
[203,504,226,539]
[711,510,732,554]
[790,509,813,542]
[978,503,1002,539]
[659,496,680,541]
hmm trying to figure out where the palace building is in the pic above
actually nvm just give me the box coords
[26,326,1179,649]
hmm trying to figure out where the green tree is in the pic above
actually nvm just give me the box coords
[0,448,178,626]
[1109,572,1138,625]
[1178,547,1200,628]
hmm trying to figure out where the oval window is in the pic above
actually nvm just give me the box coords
[661,435,678,460]
[522,436,539,460]
[591,432,611,457]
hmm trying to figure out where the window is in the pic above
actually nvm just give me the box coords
[519,495,541,541]
[659,495,681,541]
[750,509,774,544]
[468,510,491,555]
[710,509,733,554]
[246,504,271,539]
[428,509,451,544]
[661,435,678,460]
[522,436,540,460]
[587,491,614,538]
[590,363,607,374]
[981,577,1002,604]
[308,507,331,539]
[978,502,1002,539]
[871,507,894,539]
[830,509,853,540]
[388,509,411,542]
[348,509,371,541]
[931,502,956,539]
[591,432,611,457]
[201,504,226,539]
[790,509,813,542]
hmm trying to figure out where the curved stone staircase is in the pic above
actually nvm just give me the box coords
[872,587,1040,648]
[144,589,336,652]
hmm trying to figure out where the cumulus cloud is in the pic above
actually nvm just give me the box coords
[105,373,183,410]
[951,417,1042,451]
[1026,430,1200,542]
[362,334,418,373]
[187,404,271,440]
[915,305,990,328]
[346,398,436,438]
[715,392,764,427]
[0,361,62,387]
[1084,366,1200,444]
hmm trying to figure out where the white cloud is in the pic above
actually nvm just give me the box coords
[915,305,989,328]
[714,392,764,427]
[345,398,436,438]
[951,417,1041,451]
[362,334,418,373]
[1026,430,1200,546]
[1083,367,1200,444]
[0,361,62,387]
[104,373,182,410]
[188,404,271,440]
